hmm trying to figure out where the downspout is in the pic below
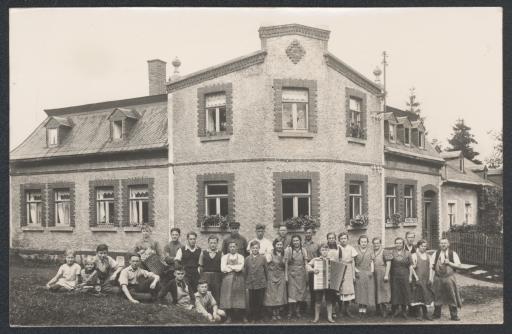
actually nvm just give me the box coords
[167,91,175,241]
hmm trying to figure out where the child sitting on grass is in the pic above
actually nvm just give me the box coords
[194,279,226,322]
[46,250,81,292]
[166,265,194,310]
[77,255,101,294]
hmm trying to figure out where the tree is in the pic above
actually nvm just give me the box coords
[446,118,481,164]
[406,87,421,115]
[485,130,502,168]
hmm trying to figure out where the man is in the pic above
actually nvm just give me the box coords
[430,238,462,321]
[247,223,273,256]
[222,222,248,257]
[405,232,416,254]
[175,232,202,300]
[275,225,292,249]
[164,227,183,266]
[303,227,319,313]
[119,253,160,303]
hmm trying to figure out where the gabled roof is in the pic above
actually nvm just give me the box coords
[108,108,141,120]
[385,105,419,121]
[44,116,73,128]
[440,150,462,159]
[382,112,398,123]
[410,120,425,132]
[444,163,494,187]
[10,96,167,161]
[396,116,412,127]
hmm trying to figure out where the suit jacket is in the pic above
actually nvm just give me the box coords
[166,278,190,304]
[244,254,267,289]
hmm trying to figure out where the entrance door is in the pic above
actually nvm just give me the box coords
[423,191,439,249]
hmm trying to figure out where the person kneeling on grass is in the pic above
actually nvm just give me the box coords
[195,279,226,322]
[166,265,194,310]
[46,249,81,292]
[119,253,161,304]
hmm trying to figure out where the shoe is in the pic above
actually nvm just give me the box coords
[225,318,232,324]
[391,310,401,318]
[424,313,433,321]
[276,315,281,320]
[327,318,335,323]
[311,319,319,323]
[401,311,408,320]
[450,315,460,321]
[332,312,337,319]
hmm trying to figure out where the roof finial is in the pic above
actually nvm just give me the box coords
[170,57,181,82]
[373,66,382,84]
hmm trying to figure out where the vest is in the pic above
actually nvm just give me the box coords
[181,246,201,270]
[202,250,222,272]
[433,249,455,269]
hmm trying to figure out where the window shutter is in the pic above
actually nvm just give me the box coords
[20,185,27,227]
[69,185,76,227]
[47,186,56,227]
[89,183,97,227]
[384,121,390,139]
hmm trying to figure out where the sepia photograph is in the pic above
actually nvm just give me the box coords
[8,7,503,327]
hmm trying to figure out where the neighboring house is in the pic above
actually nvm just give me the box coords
[487,167,503,187]
[439,151,495,232]
[11,24,453,254]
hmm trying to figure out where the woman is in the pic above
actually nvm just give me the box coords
[371,237,391,317]
[389,237,415,319]
[326,232,342,262]
[220,241,246,323]
[338,232,357,318]
[410,239,434,320]
[264,239,287,320]
[354,235,375,317]
[284,234,309,319]
[133,225,163,275]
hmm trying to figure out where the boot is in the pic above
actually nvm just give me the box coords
[391,305,401,318]
[344,301,355,318]
[400,305,408,319]
[415,305,423,320]
[449,306,460,321]
[422,305,433,320]
[432,305,442,319]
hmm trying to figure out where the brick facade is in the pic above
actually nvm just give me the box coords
[197,83,234,136]
[344,173,369,227]
[196,173,236,227]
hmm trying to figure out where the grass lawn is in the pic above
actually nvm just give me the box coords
[10,261,503,326]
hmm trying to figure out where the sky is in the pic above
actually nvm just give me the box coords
[9,7,502,160]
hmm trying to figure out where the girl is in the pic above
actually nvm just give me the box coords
[390,237,415,319]
[198,235,223,304]
[371,237,392,317]
[264,239,287,320]
[354,235,375,317]
[326,232,342,262]
[284,234,309,319]
[338,232,357,318]
[46,250,81,292]
[134,225,163,274]
[410,239,434,320]
[307,243,336,323]
[78,255,101,293]
[220,241,246,323]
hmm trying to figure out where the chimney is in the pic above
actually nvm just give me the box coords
[147,59,167,95]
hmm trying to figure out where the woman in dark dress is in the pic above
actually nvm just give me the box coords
[264,239,287,320]
[389,237,414,319]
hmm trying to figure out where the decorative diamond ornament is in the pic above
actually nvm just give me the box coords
[286,40,306,64]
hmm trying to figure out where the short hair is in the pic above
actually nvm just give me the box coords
[278,225,287,230]
[174,264,185,272]
[197,279,208,287]
[96,244,109,253]
[129,253,141,260]
[84,255,96,265]
[358,235,369,244]
[64,249,75,257]
[440,238,450,243]
[250,240,261,248]
[372,237,382,244]
[228,241,238,247]
[319,243,329,250]
[186,231,197,239]
[405,231,415,238]
[338,232,349,240]
[255,223,266,230]
[394,237,405,245]
[416,239,427,248]
[170,227,181,235]
[326,232,337,240]
[207,235,219,242]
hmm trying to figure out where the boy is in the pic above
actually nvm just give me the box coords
[163,227,183,269]
[174,232,201,300]
[166,265,194,310]
[119,253,161,304]
[198,235,223,303]
[247,223,273,256]
[244,240,268,322]
[195,279,226,322]
[94,244,124,294]
[306,243,336,323]
[222,222,248,257]
[276,225,292,249]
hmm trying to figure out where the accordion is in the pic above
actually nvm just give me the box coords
[143,253,166,276]
[313,258,347,291]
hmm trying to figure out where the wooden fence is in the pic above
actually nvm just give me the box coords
[442,231,503,267]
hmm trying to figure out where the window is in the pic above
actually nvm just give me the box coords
[385,184,397,218]
[205,183,228,217]
[47,128,58,147]
[113,121,123,140]
[349,183,363,219]
[26,190,43,225]
[96,188,115,225]
[389,123,396,142]
[418,131,425,148]
[349,98,362,127]
[465,202,471,223]
[448,202,456,227]
[404,185,414,218]
[404,128,410,145]
[282,180,311,220]
[282,88,309,131]
[54,189,71,226]
[129,186,149,226]
[205,93,227,134]
[460,158,464,172]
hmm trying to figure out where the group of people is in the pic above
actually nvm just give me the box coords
[46,223,463,323]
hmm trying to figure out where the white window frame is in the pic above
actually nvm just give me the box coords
[404,128,410,146]
[418,131,425,148]
[349,97,362,127]
[129,185,149,226]
[448,201,456,227]
[385,184,397,218]
[113,120,123,140]
[282,180,311,219]
[54,189,71,226]
[96,188,115,225]
[26,190,43,225]
[349,182,363,219]
[282,88,309,131]
[389,123,396,142]
[464,202,471,224]
[205,93,227,134]
[205,182,229,217]
[47,128,59,147]
[404,185,414,218]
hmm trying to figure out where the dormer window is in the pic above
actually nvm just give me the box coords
[404,128,410,145]
[460,157,464,172]
[47,128,58,147]
[113,120,123,140]
[389,123,396,142]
